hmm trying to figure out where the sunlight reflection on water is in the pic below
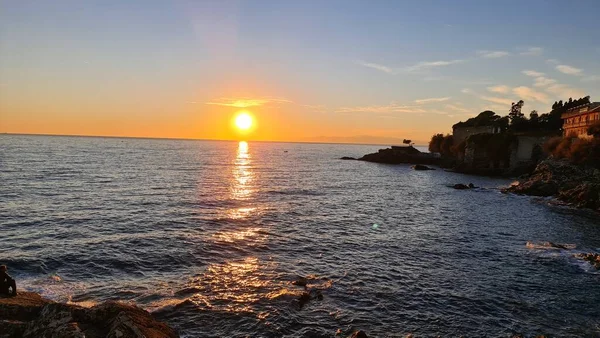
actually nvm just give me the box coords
[231,141,254,201]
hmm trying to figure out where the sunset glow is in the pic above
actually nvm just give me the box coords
[1,2,599,145]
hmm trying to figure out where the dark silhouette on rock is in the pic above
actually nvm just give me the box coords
[411,164,435,171]
[453,184,469,190]
[0,292,179,338]
[0,265,17,296]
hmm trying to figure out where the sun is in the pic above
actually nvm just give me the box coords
[235,112,253,131]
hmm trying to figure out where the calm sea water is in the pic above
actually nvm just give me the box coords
[1,135,599,337]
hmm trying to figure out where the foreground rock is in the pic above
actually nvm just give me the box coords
[0,292,178,338]
[504,159,600,210]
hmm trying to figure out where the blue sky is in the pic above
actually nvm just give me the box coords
[1,0,599,143]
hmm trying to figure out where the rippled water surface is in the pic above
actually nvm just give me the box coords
[1,135,599,337]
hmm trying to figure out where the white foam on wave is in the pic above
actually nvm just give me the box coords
[19,273,89,304]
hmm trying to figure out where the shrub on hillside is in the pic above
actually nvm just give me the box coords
[543,136,563,154]
[543,136,600,168]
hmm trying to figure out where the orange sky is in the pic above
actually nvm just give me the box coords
[2,2,599,145]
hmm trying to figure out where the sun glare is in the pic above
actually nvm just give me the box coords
[235,112,253,131]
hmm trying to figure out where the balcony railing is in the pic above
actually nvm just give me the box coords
[564,120,594,129]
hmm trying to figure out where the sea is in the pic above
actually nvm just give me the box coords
[1,134,599,337]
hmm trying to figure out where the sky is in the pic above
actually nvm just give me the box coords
[1,0,599,144]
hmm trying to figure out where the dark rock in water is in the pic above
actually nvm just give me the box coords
[297,289,323,309]
[453,184,469,190]
[340,156,356,160]
[504,159,600,210]
[292,277,308,287]
[297,291,311,308]
[0,292,179,338]
[358,146,440,165]
[411,164,435,171]
[526,241,575,250]
[350,330,369,338]
[468,183,475,188]
[574,253,600,269]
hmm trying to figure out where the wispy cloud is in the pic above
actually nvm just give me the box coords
[445,104,470,113]
[522,70,557,87]
[519,47,543,56]
[545,84,585,99]
[477,50,510,58]
[487,85,511,94]
[582,75,600,82]
[533,76,556,87]
[513,86,549,103]
[336,103,427,114]
[480,96,514,106]
[556,64,583,76]
[302,104,328,113]
[206,97,292,108]
[404,59,464,72]
[356,60,395,74]
[546,59,560,65]
[415,97,451,104]
[522,70,545,77]
[461,88,473,94]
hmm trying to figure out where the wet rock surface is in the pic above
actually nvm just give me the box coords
[504,159,600,210]
[411,164,435,170]
[0,292,178,338]
[574,253,600,269]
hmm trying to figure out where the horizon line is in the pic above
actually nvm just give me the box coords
[0,132,427,148]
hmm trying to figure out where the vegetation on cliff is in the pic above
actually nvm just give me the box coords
[544,136,600,168]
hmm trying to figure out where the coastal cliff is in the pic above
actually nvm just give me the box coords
[503,158,600,210]
[0,292,178,338]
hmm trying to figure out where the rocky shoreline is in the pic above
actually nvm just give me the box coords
[351,146,600,211]
[0,292,178,338]
[503,158,600,211]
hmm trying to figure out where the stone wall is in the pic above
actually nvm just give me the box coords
[453,126,497,143]
[509,135,548,169]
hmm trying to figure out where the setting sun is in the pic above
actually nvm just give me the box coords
[235,112,253,131]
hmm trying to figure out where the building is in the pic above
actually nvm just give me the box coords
[561,102,600,138]
[451,110,507,143]
[452,125,502,143]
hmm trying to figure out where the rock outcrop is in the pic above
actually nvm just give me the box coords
[574,253,600,269]
[411,164,435,171]
[0,292,178,338]
[503,159,600,210]
[358,146,440,165]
